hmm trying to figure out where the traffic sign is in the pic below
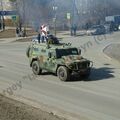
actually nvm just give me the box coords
[0,11,6,15]
[0,11,17,16]
[67,13,71,20]
[12,15,17,21]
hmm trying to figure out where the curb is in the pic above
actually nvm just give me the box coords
[103,43,120,63]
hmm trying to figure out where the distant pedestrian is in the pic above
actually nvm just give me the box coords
[3,23,5,30]
[71,26,74,36]
[73,24,77,36]
[85,23,89,30]
[0,22,1,30]
[16,27,19,37]
[37,33,41,43]
[109,22,114,34]
[71,24,77,36]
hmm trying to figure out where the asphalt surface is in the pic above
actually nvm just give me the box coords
[0,32,120,120]
[103,43,120,62]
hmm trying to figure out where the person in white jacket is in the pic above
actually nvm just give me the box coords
[41,24,49,43]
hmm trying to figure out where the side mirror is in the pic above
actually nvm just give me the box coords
[48,52,52,58]
[78,49,81,55]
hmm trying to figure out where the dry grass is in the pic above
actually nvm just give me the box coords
[0,94,66,120]
[0,29,38,39]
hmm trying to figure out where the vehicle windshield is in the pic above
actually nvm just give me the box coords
[91,25,100,29]
[56,48,78,58]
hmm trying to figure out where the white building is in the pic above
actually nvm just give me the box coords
[0,0,15,19]
[0,0,13,11]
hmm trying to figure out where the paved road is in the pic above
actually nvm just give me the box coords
[0,32,120,120]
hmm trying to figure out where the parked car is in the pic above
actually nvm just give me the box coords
[86,25,106,35]
[104,24,111,33]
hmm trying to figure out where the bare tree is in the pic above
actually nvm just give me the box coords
[0,0,5,30]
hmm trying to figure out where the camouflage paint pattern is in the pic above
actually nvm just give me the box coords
[27,43,92,74]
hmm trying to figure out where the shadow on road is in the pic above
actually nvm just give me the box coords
[86,67,115,81]
[41,72,55,76]
[0,66,3,68]
[39,67,115,82]
[68,67,115,82]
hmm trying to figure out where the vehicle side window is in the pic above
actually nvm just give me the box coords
[51,52,56,58]
[71,50,78,54]
[33,46,39,51]
[41,49,46,53]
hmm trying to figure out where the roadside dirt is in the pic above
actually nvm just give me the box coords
[103,43,120,62]
[14,37,32,42]
[0,29,37,39]
[0,94,66,120]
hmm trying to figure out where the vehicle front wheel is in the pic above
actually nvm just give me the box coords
[32,61,42,75]
[81,73,90,79]
[57,66,70,81]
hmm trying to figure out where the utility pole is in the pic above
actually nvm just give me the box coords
[71,0,77,36]
[72,0,75,25]
[0,0,5,30]
[53,6,57,36]
[22,0,26,37]
[104,0,107,17]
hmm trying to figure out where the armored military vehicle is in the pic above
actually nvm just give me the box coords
[26,39,93,81]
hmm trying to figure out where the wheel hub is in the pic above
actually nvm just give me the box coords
[60,71,65,77]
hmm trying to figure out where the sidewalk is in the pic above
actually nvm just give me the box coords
[0,30,3,32]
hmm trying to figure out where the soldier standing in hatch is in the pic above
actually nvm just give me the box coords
[40,24,49,43]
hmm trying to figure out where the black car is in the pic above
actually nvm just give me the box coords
[87,25,106,35]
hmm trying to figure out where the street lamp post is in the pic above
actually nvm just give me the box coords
[53,6,57,36]
[72,0,75,25]
[105,0,107,17]
[71,0,76,36]
[22,0,26,37]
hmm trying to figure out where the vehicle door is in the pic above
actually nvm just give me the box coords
[46,51,56,72]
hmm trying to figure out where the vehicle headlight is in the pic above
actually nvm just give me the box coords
[119,25,120,30]
[69,63,75,69]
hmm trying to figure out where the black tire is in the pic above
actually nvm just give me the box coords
[81,73,90,79]
[80,69,91,79]
[32,61,42,75]
[26,46,31,58]
[48,39,53,44]
[57,66,70,81]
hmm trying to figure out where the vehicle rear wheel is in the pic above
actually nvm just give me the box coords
[57,66,70,81]
[32,61,42,75]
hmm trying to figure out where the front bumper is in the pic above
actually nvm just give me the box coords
[68,61,93,71]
